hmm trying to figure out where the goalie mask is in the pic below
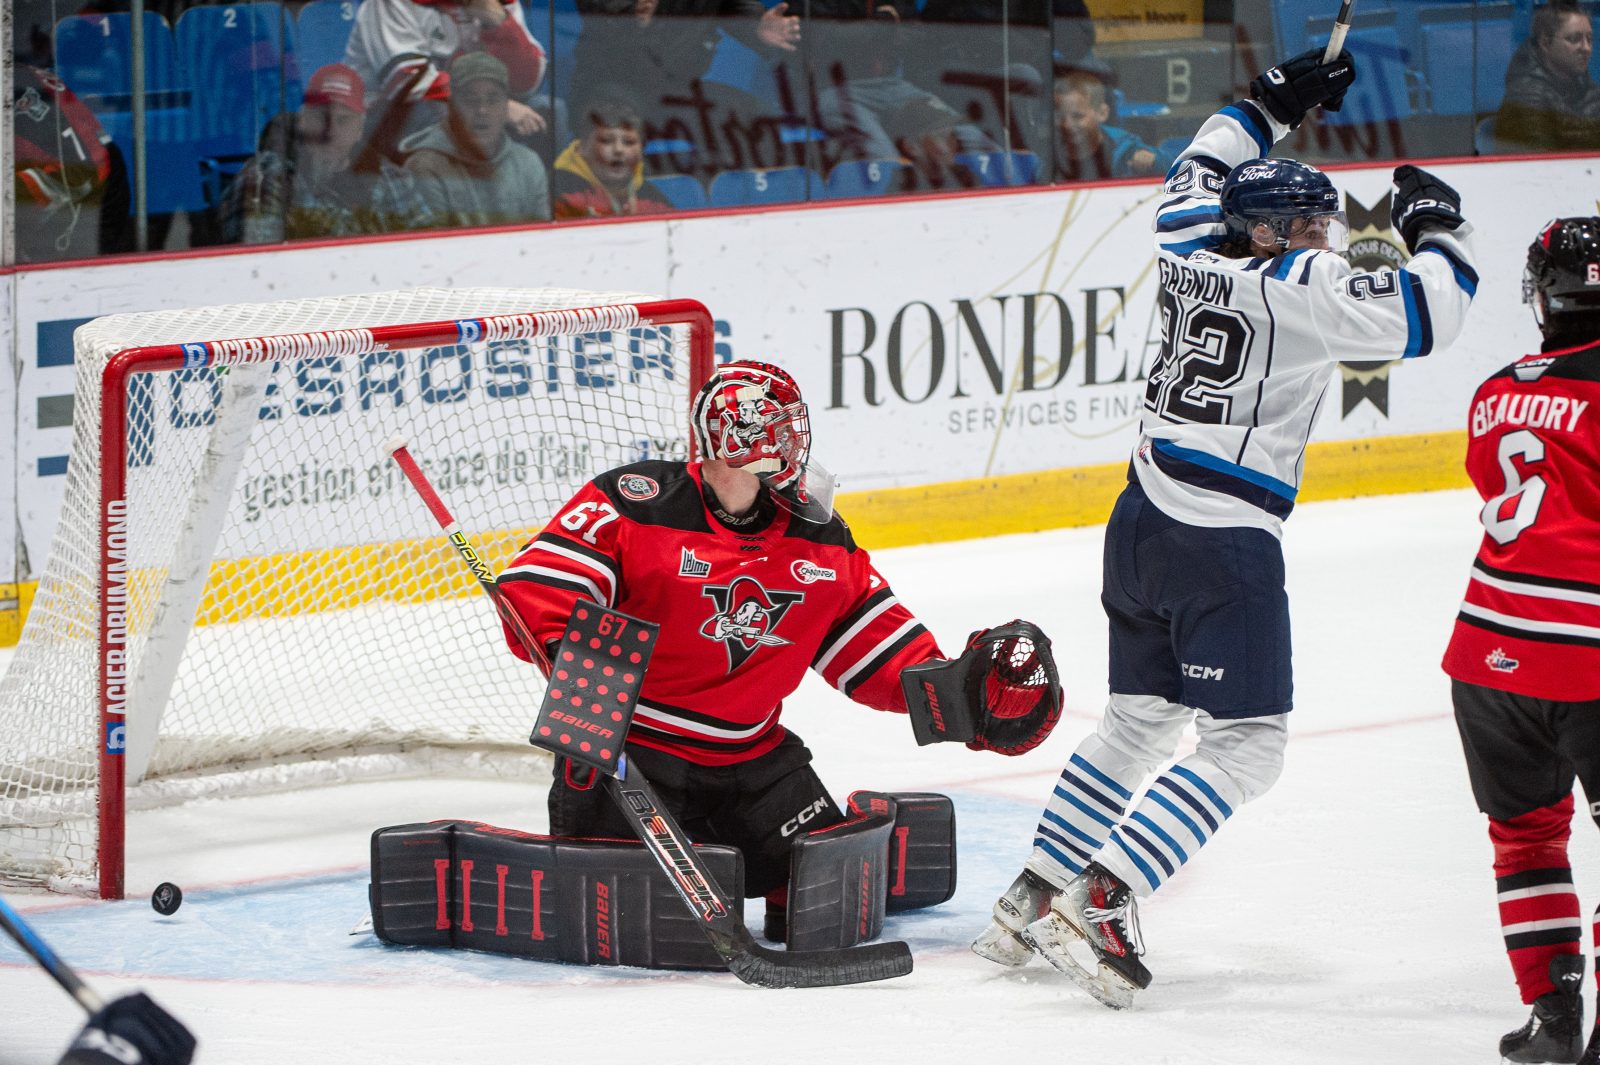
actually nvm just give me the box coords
[691,361,837,523]
[1524,217,1600,337]
[1220,158,1348,254]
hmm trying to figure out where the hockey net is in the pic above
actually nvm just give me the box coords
[0,288,713,897]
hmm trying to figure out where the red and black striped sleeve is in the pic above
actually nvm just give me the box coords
[812,553,944,713]
[495,481,624,662]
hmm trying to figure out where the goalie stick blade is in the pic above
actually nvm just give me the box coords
[725,937,914,989]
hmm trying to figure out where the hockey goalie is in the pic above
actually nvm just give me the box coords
[369,359,1065,970]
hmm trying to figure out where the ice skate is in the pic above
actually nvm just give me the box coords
[972,870,1058,968]
[1021,862,1151,1009]
[1501,955,1584,1063]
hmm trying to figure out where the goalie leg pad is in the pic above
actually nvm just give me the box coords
[782,791,958,950]
[849,790,957,912]
[370,820,744,970]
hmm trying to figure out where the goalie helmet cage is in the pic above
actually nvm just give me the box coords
[0,288,713,899]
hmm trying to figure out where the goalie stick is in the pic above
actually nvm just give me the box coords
[1322,0,1355,62]
[384,437,914,988]
[0,894,105,1014]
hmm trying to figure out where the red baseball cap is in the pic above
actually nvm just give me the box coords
[303,63,366,113]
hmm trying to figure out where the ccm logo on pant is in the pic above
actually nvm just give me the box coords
[1182,663,1225,680]
[782,797,830,837]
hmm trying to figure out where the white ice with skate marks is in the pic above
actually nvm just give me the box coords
[4,489,1600,1065]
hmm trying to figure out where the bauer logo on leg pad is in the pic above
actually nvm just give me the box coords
[530,604,658,775]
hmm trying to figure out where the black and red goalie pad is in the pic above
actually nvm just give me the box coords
[370,820,744,971]
[531,605,657,776]
[782,791,956,951]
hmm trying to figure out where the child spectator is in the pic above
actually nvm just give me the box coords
[553,98,676,218]
[1497,0,1600,151]
[222,63,433,243]
[402,52,551,226]
[1052,72,1171,182]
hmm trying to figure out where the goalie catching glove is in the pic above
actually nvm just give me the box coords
[900,620,1064,756]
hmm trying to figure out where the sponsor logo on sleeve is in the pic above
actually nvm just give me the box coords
[617,474,659,501]
[791,560,837,584]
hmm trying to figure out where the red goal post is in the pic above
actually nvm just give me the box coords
[3,289,713,899]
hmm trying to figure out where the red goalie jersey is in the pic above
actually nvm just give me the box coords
[496,461,946,765]
[1442,339,1600,700]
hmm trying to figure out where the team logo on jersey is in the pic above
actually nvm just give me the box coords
[678,547,711,578]
[791,560,837,584]
[617,474,659,501]
[699,576,805,671]
[1485,647,1520,673]
[18,87,48,123]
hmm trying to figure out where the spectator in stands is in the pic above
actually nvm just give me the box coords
[1497,0,1600,151]
[553,97,676,219]
[801,0,997,188]
[567,0,802,179]
[1051,71,1171,182]
[913,0,1097,161]
[222,64,434,244]
[12,63,133,262]
[343,0,551,144]
[402,52,551,226]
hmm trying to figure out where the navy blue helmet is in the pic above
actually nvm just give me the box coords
[1525,217,1600,334]
[1220,158,1346,252]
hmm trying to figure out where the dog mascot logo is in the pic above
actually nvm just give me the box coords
[699,576,804,671]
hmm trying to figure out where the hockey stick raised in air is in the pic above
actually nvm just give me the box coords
[0,895,106,1014]
[1323,0,1356,61]
[384,437,914,989]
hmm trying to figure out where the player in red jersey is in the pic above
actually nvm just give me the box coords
[1443,217,1600,1065]
[496,360,1062,936]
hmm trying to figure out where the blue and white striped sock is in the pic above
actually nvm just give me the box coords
[1098,755,1242,897]
[1027,737,1146,884]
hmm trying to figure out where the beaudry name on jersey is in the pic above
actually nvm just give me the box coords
[1144,99,1477,535]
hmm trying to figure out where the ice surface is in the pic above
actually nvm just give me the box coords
[4,488,1595,1065]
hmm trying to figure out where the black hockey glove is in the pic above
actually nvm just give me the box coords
[1249,48,1357,128]
[1390,164,1466,253]
[58,993,197,1065]
[900,620,1064,757]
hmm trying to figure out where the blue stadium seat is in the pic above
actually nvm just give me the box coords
[176,3,302,160]
[296,0,360,80]
[823,160,905,199]
[707,166,810,206]
[524,0,582,100]
[1418,15,1515,114]
[1275,0,1396,56]
[955,151,1039,187]
[650,174,708,210]
[1307,15,1414,125]
[53,12,205,213]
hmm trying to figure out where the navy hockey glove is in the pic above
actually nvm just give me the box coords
[1249,48,1357,128]
[58,993,196,1065]
[1390,164,1466,253]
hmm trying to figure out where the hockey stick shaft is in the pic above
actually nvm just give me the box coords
[1323,0,1355,61]
[384,439,913,988]
[0,895,106,1014]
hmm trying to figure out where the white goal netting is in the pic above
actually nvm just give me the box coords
[0,287,708,895]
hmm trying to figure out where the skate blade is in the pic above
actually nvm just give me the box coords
[1021,915,1139,1010]
[972,921,1033,968]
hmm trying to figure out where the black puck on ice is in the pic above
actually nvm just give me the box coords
[151,882,183,915]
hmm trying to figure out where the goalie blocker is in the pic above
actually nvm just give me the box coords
[901,619,1064,756]
[370,792,955,968]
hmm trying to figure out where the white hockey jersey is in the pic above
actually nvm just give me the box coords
[1138,99,1478,535]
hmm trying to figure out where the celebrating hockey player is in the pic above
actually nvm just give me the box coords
[972,48,1479,1007]
[1442,218,1600,1065]
[492,360,1063,944]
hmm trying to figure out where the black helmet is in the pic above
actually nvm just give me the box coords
[1525,217,1600,335]
[1220,158,1346,252]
